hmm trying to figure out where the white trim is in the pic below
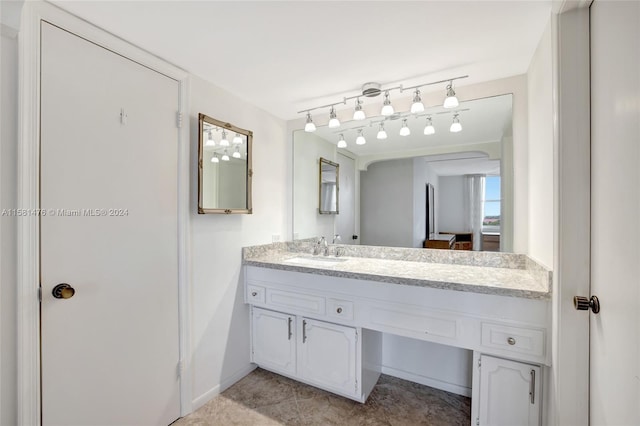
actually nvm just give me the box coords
[1,23,19,38]
[18,1,192,423]
[380,365,472,397]
[191,364,257,412]
[552,6,591,426]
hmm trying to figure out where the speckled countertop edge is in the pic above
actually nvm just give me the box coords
[242,242,552,300]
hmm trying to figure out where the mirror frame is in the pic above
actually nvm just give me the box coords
[318,157,339,215]
[198,113,253,214]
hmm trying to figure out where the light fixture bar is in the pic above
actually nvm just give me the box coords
[297,75,468,114]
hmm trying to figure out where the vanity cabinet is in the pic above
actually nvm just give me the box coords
[472,353,541,426]
[250,306,368,401]
[251,307,296,375]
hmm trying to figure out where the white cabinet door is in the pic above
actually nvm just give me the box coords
[476,355,541,426]
[251,308,296,375]
[299,318,358,396]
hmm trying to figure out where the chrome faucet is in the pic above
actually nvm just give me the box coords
[313,237,326,255]
[332,234,341,244]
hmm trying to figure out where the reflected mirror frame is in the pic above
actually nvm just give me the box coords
[198,113,253,214]
[319,157,339,215]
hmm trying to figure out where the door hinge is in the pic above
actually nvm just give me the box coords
[355,330,358,343]
[120,108,128,125]
[177,360,184,378]
[38,287,42,303]
[478,356,482,369]
[176,111,183,128]
[476,417,480,426]
[355,378,358,392]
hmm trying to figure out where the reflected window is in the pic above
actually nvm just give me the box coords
[483,175,501,233]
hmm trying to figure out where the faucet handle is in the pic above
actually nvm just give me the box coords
[332,234,341,244]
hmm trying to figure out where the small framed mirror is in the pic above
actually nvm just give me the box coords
[198,113,252,214]
[319,157,339,214]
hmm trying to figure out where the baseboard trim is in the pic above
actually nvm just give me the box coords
[381,365,472,397]
[191,364,257,411]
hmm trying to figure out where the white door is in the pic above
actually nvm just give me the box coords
[336,153,356,244]
[475,355,540,426]
[40,23,181,425]
[299,318,357,396]
[251,307,296,375]
[589,1,640,424]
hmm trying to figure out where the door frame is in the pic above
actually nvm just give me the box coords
[552,1,592,425]
[17,2,192,424]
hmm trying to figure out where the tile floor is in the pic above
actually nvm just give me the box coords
[173,368,471,426]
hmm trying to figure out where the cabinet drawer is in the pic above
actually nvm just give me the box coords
[266,289,326,315]
[247,285,265,304]
[368,305,458,340]
[327,298,354,321]
[481,323,545,358]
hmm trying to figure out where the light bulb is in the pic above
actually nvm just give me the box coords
[337,134,347,148]
[233,133,243,144]
[443,82,459,109]
[304,112,316,132]
[221,150,230,161]
[220,130,230,146]
[399,119,411,136]
[423,117,435,135]
[328,107,340,128]
[205,130,215,147]
[353,99,365,120]
[410,89,425,114]
[377,124,387,140]
[211,153,219,163]
[232,147,241,158]
[356,129,366,145]
[381,91,394,116]
[450,114,462,133]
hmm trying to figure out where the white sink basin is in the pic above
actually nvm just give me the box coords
[284,256,349,267]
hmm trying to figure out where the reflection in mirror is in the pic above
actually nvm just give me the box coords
[319,158,339,214]
[293,94,513,251]
[198,113,252,214]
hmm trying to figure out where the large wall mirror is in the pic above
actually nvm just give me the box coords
[198,113,252,214]
[293,94,513,252]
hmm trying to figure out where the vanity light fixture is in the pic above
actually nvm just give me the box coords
[424,116,435,135]
[233,133,243,144]
[353,99,366,120]
[205,130,216,147]
[221,149,230,161]
[450,113,462,133]
[232,146,242,158]
[410,89,425,114]
[356,129,366,145]
[377,123,388,140]
[399,119,411,136]
[297,75,467,129]
[220,130,230,146]
[443,82,459,109]
[211,153,220,163]
[337,134,347,148]
[304,112,316,132]
[381,91,394,116]
[328,106,340,128]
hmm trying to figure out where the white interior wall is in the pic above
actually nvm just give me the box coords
[0,26,19,426]
[360,159,414,247]
[189,75,288,407]
[527,19,554,269]
[292,131,336,240]
[438,176,467,233]
[381,334,472,397]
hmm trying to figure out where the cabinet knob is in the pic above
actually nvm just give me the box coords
[507,337,516,345]
[336,307,343,314]
[251,291,257,297]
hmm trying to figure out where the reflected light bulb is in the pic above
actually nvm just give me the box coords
[233,133,243,144]
[211,154,219,163]
[356,130,366,145]
[221,150,230,161]
[232,147,241,158]
[337,134,347,148]
[399,119,411,136]
[220,130,230,146]
[377,124,387,140]
[424,117,435,135]
[450,114,462,133]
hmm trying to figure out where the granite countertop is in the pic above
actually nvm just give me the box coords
[243,241,552,300]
